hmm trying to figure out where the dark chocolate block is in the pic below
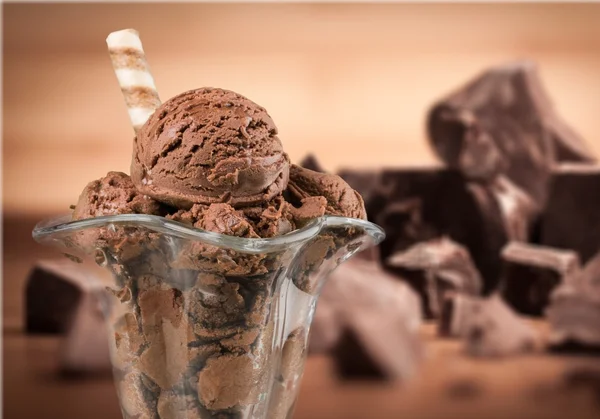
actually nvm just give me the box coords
[25,259,100,334]
[541,164,600,264]
[376,168,507,292]
[299,154,325,173]
[333,310,422,381]
[427,61,595,206]
[501,242,580,316]
[387,237,483,318]
[311,257,422,376]
[26,259,113,373]
[547,251,600,351]
[60,289,111,374]
[464,295,538,357]
[439,293,539,357]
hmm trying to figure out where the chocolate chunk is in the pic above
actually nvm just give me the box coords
[376,168,508,292]
[387,237,483,318]
[25,259,100,334]
[59,288,112,374]
[333,311,422,380]
[299,154,325,173]
[427,61,595,206]
[547,251,600,351]
[316,258,422,380]
[500,241,580,316]
[310,257,422,355]
[541,164,600,264]
[439,293,539,357]
[465,295,538,357]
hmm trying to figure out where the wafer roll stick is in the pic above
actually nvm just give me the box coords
[106,29,161,132]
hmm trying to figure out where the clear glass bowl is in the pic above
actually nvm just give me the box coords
[33,214,384,419]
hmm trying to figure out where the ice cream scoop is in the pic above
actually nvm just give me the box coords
[35,28,385,419]
[131,88,290,209]
[287,164,367,220]
[72,171,166,220]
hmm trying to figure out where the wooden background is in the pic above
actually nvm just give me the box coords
[4,2,600,217]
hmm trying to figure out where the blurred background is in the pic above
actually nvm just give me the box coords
[4,3,600,419]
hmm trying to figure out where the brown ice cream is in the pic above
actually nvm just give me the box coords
[287,164,367,220]
[68,85,367,419]
[131,88,290,209]
[72,171,166,220]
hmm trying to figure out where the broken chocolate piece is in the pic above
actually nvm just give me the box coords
[464,295,538,357]
[333,310,421,380]
[438,293,539,357]
[376,168,507,292]
[547,251,600,351]
[427,61,595,206]
[500,241,580,316]
[310,256,421,354]
[387,237,483,318]
[299,154,325,173]
[60,288,111,374]
[25,259,102,334]
[541,163,600,264]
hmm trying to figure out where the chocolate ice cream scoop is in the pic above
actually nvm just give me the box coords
[131,88,290,209]
[72,171,166,220]
[35,28,386,419]
[287,165,367,220]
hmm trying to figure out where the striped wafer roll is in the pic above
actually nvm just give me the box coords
[106,29,161,132]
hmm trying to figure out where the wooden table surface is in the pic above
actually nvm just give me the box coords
[4,217,600,419]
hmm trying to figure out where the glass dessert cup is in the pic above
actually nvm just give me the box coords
[33,214,384,419]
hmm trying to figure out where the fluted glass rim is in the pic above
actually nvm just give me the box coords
[32,213,385,254]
